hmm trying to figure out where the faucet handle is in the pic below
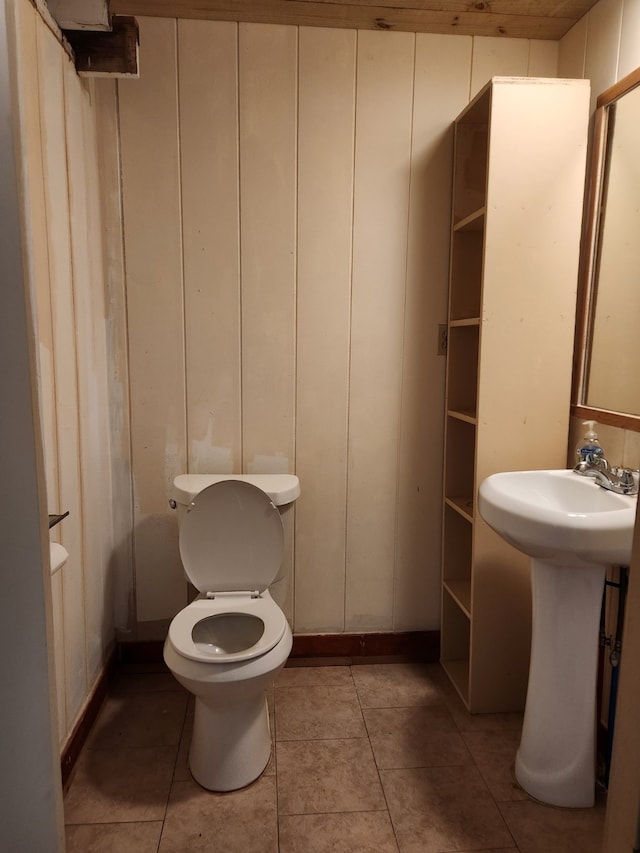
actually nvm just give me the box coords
[610,467,640,495]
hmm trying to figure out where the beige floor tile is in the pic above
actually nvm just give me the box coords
[381,765,515,853]
[64,746,176,824]
[279,811,400,852]
[109,671,185,695]
[462,729,528,803]
[86,690,188,749]
[276,665,353,688]
[173,706,193,783]
[277,738,386,815]
[364,706,471,769]
[158,775,278,852]
[285,657,353,667]
[352,663,449,709]
[444,689,524,735]
[65,821,163,852]
[275,684,366,740]
[499,798,606,853]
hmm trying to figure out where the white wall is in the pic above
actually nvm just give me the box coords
[1,0,64,848]
[117,19,559,636]
[10,0,131,748]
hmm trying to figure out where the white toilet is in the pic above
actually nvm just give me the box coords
[164,473,300,791]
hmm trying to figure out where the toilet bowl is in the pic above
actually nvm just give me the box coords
[164,475,300,791]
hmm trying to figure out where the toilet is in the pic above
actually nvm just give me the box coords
[164,473,300,791]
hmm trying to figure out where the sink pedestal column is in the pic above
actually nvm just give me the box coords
[515,559,605,808]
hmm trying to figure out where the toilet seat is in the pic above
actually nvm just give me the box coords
[179,479,284,593]
[172,480,287,664]
[168,595,287,663]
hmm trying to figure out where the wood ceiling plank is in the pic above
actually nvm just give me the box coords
[111,0,597,39]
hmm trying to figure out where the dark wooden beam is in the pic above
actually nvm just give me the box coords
[64,16,139,77]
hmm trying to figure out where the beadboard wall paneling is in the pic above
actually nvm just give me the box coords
[12,0,122,746]
[119,17,188,622]
[239,23,298,620]
[92,78,134,636]
[344,29,415,631]
[37,22,88,729]
[393,33,472,632]
[294,26,356,632]
[178,19,242,477]
[118,18,566,633]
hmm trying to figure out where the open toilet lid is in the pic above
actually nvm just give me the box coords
[179,480,284,594]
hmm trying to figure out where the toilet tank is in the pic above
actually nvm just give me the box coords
[171,474,300,525]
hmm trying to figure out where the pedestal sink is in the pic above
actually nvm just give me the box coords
[478,469,636,808]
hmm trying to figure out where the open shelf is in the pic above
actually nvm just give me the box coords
[449,228,483,322]
[442,502,472,616]
[445,416,475,500]
[445,495,474,522]
[446,325,479,417]
[444,580,471,616]
[441,588,471,705]
[453,120,488,224]
[453,207,485,232]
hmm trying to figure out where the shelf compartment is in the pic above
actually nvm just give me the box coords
[444,580,471,617]
[442,503,472,614]
[446,323,479,418]
[453,120,488,224]
[453,207,485,232]
[445,416,475,500]
[449,228,483,321]
[441,588,470,705]
[445,495,474,523]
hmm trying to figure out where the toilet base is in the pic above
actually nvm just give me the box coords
[189,692,272,791]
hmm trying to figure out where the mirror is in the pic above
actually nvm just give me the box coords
[573,66,640,430]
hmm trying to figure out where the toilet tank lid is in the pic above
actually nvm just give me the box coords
[172,473,300,507]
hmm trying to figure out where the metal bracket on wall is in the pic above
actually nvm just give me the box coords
[438,324,448,356]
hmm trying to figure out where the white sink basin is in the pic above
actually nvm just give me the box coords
[478,468,636,568]
[478,468,637,808]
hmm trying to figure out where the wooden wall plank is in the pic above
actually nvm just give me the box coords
[295,26,356,632]
[558,13,587,78]
[618,0,640,79]
[238,22,297,476]
[178,19,242,475]
[528,39,559,76]
[238,23,297,620]
[118,17,188,622]
[65,69,116,682]
[13,0,59,518]
[345,29,414,631]
[584,0,624,112]
[394,33,472,631]
[470,35,530,96]
[12,0,67,744]
[92,78,134,634]
[37,22,88,725]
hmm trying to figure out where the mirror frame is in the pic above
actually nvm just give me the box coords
[572,65,640,431]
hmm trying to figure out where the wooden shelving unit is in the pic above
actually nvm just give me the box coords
[441,77,590,713]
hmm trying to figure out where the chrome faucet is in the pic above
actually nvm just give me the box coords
[573,460,639,495]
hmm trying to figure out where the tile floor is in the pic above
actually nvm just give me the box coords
[63,661,606,853]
